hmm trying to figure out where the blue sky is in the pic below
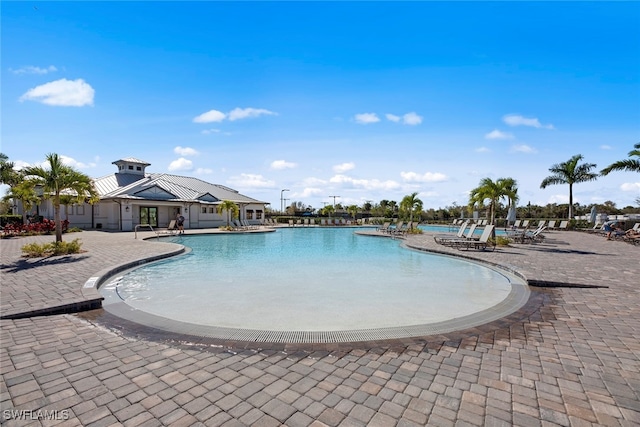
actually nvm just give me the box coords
[2,1,639,212]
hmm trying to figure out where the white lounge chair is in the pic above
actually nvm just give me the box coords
[457,225,496,251]
[435,224,478,246]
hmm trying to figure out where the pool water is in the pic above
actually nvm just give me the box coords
[104,227,526,334]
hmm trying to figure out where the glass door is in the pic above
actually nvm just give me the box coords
[140,207,158,227]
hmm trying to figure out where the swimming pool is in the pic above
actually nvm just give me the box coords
[100,227,529,343]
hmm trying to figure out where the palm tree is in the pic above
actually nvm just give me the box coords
[216,200,239,227]
[22,153,98,242]
[468,178,518,225]
[0,153,21,186]
[540,154,598,219]
[3,180,40,224]
[347,205,359,221]
[321,204,335,217]
[400,192,423,225]
[600,143,640,176]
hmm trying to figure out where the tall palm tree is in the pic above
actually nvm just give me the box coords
[0,153,21,187]
[217,200,239,227]
[540,154,598,219]
[468,178,517,225]
[400,192,423,225]
[346,204,359,221]
[22,153,98,242]
[600,143,640,175]
[322,204,335,217]
[3,180,40,224]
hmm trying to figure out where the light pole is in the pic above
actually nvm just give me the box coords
[280,189,289,214]
[328,195,340,209]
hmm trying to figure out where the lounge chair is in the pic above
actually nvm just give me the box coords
[434,220,469,244]
[435,224,478,247]
[387,221,404,234]
[512,220,521,229]
[156,220,178,235]
[377,222,391,232]
[390,221,412,236]
[547,220,556,230]
[520,220,530,229]
[457,225,496,251]
[558,220,568,230]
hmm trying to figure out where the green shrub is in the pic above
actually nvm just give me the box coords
[489,236,511,246]
[21,239,83,257]
[21,242,49,257]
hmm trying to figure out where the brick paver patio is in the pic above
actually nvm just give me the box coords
[1,226,638,426]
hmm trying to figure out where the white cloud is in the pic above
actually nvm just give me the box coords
[510,144,537,153]
[270,160,297,170]
[193,110,226,123]
[485,129,514,140]
[168,158,193,172]
[227,173,275,188]
[621,182,640,191]
[201,129,221,135]
[600,145,613,150]
[19,78,94,107]
[333,162,355,173]
[475,147,491,153]
[60,155,95,169]
[547,194,569,204]
[228,107,277,121]
[11,65,57,75]
[503,114,554,129]
[194,168,213,175]
[400,171,448,183]
[302,177,328,186]
[385,113,400,122]
[299,187,324,198]
[329,174,400,191]
[174,146,198,156]
[402,112,423,125]
[354,113,380,124]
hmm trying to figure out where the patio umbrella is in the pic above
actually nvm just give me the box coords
[589,206,597,224]
[507,205,516,225]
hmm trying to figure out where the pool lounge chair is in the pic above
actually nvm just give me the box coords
[156,220,178,235]
[456,225,496,251]
[377,222,391,232]
[436,224,478,247]
[434,220,469,244]
[558,220,568,230]
[387,221,404,234]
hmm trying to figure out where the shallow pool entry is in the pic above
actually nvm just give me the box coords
[100,228,529,342]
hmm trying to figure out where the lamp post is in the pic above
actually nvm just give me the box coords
[280,189,289,214]
[328,195,340,209]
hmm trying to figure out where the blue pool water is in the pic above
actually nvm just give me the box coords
[104,227,527,334]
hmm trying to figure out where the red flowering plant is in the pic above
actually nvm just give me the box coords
[1,219,69,238]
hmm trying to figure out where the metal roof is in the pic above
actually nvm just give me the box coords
[93,173,266,204]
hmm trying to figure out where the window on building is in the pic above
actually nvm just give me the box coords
[256,210,263,219]
[209,207,215,214]
[247,210,254,220]
[128,165,133,170]
[76,205,85,215]
[136,166,142,171]
[202,207,207,214]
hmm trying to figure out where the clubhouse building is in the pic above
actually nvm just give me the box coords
[26,157,268,231]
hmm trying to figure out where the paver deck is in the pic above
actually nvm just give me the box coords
[1,226,638,426]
